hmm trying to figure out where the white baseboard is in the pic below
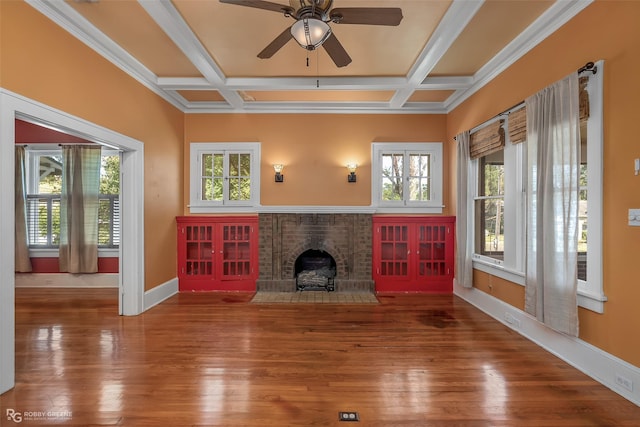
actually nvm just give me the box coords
[143,278,178,312]
[15,273,118,288]
[454,281,640,406]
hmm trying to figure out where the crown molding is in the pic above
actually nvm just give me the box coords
[25,0,186,111]
[445,0,594,112]
[26,0,593,115]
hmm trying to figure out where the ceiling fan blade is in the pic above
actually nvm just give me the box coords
[258,27,293,59]
[330,8,403,26]
[322,33,352,68]
[219,0,293,14]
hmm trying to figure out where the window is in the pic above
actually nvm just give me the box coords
[189,143,260,213]
[475,149,505,261]
[372,143,443,213]
[470,118,524,274]
[468,60,605,312]
[25,147,120,250]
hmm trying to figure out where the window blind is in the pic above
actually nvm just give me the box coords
[579,76,590,122]
[508,107,527,144]
[469,120,504,159]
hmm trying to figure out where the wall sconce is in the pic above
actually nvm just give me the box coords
[347,163,357,183]
[273,164,284,182]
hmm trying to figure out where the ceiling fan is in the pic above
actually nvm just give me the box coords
[219,0,403,67]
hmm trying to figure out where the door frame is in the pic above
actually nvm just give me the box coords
[0,89,145,394]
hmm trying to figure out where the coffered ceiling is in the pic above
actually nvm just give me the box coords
[27,0,592,113]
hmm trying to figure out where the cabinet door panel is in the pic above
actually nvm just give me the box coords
[417,224,448,280]
[378,225,409,279]
[183,224,214,278]
[220,224,253,280]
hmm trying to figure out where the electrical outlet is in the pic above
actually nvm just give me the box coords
[339,412,360,422]
[615,374,634,392]
[504,312,521,328]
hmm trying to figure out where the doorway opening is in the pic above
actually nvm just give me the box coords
[1,90,145,394]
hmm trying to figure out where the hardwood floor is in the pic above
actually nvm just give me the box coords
[2,288,639,426]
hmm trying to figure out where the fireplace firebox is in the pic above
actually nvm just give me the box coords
[256,213,374,293]
[295,249,336,292]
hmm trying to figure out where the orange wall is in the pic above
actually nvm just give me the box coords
[3,0,638,369]
[447,0,640,367]
[185,113,451,211]
[1,1,184,291]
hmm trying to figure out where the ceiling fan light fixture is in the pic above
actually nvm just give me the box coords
[290,18,331,50]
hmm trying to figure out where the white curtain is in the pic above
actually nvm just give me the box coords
[525,74,580,336]
[15,146,33,272]
[455,131,473,288]
[59,145,102,273]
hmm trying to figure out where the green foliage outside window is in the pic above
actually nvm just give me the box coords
[381,153,431,202]
[381,153,403,201]
[201,152,251,202]
[98,155,120,246]
[32,153,120,247]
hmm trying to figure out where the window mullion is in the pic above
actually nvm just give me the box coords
[196,153,202,201]
[403,151,410,205]
[222,151,230,205]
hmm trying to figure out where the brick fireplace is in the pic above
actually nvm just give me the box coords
[256,213,374,292]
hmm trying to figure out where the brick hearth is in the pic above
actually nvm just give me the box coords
[256,213,374,292]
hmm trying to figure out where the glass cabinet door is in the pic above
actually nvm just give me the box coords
[379,224,409,278]
[220,224,252,279]
[184,224,214,276]
[417,224,447,278]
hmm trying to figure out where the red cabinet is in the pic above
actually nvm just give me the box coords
[176,216,258,291]
[373,216,455,293]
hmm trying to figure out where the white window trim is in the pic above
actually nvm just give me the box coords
[189,142,261,213]
[469,60,606,313]
[371,142,443,214]
[577,60,605,312]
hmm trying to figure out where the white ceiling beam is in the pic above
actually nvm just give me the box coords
[186,101,447,115]
[157,76,409,91]
[418,76,474,90]
[389,0,484,109]
[225,77,408,91]
[138,0,243,109]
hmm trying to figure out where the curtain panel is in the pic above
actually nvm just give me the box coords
[59,145,102,273]
[455,131,473,288]
[15,146,33,272]
[508,76,589,146]
[525,74,580,337]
